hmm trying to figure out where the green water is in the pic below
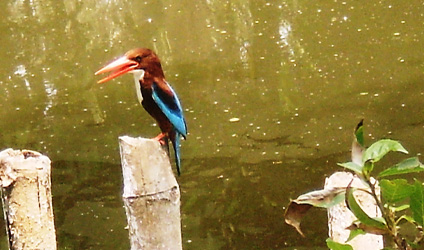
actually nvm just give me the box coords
[1,0,424,249]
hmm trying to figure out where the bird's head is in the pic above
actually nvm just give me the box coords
[95,48,164,84]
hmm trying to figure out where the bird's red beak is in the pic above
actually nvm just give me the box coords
[95,56,138,84]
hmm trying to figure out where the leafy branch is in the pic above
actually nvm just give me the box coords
[285,120,424,249]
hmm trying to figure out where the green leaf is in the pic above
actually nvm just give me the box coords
[351,120,365,165]
[362,139,408,163]
[346,228,365,242]
[392,204,409,212]
[380,179,415,203]
[410,180,424,226]
[346,187,387,230]
[362,160,374,179]
[337,162,363,175]
[378,157,424,178]
[354,119,365,147]
[395,214,415,225]
[326,238,354,250]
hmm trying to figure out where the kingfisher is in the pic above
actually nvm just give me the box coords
[95,48,187,175]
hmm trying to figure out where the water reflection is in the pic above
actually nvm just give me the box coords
[1,0,424,249]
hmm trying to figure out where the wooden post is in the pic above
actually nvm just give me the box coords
[0,148,56,250]
[118,136,182,250]
[325,172,383,249]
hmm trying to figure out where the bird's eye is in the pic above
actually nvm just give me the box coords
[135,56,142,63]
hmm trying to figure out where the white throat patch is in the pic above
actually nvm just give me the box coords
[131,69,145,104]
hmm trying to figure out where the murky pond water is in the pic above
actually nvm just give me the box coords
[1,0,424,249]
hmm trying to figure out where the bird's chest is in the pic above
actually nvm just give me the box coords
[131,70,164,119]
[132,70,148,104]
[132,71,156,106]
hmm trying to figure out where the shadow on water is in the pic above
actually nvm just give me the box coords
[60,150,354,249]
[41,161,128,249]
[1,152,339,249]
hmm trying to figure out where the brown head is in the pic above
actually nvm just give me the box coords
[95,48,164,84]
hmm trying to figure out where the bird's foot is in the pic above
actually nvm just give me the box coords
[153,133,167,145]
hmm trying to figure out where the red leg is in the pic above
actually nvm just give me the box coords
[153,133,167,145]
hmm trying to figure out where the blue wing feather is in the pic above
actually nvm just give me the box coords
[152,81,186,175]
[173,134,182,175]
[151,82,187,137]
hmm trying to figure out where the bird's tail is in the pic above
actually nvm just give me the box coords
[171,132,182,176]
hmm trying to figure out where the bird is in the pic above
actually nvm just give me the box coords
[95,48,187,175]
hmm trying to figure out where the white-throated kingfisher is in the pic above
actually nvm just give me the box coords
[95,48,187,175]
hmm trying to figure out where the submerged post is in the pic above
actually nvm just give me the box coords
[0,148,56,250]
[119,136,182,250]
[325,172,383,249]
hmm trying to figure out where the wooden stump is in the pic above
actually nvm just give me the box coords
[119,136,182,250]
[0,148,56,250]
